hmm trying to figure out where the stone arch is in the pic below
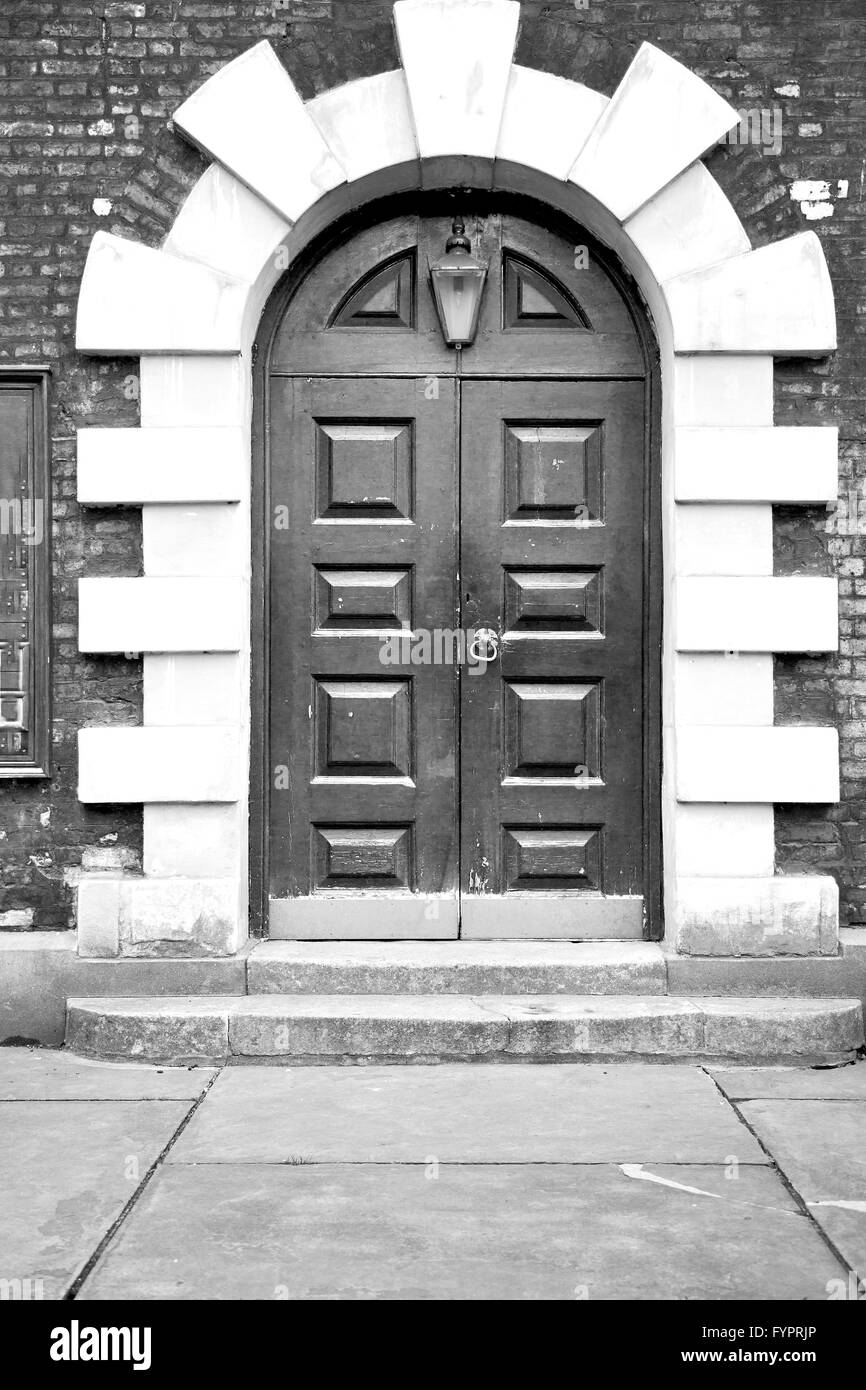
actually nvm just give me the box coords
[74,0,840,961]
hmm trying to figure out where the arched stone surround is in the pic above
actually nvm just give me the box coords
[74,0,840,961]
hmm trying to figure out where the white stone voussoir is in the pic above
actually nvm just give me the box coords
[665,231,837,355]
[78,578,243,654]
[497,65,608,181]
[76,232,247,355]
[394,0,520,159]
[77,427,245,505]
[172,40,346,223]
[568,43,739,221]
[308,70,418,183]
[165,164,292,285]
[78,727,241,804]
[677,726,840,804]
[677,577,839,653]
[675,426,839,503]
[625,162,751,284]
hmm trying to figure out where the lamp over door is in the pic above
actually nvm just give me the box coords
[429,218,488,349]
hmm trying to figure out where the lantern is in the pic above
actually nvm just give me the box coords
[429,218,488,349]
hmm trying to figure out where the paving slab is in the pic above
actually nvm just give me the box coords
[0,1047,215,1101]
[77,1161,842,1301]
[738,1098,866,1273]
[0,1099,192,1298]
[710,1062,866,1101]
[169,1063,767,1165]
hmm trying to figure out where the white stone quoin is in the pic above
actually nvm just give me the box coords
[77,427,245,504]
[78,578,244,654]
[74,0,840,959]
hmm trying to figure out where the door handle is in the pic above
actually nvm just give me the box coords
[468,627,500,664]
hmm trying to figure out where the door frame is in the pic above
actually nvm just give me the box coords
[250,191,663,940]
[74,26,839,963]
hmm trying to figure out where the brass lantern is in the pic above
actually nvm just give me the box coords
[429,218,488,349]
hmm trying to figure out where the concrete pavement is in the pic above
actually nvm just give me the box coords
[1,1049,863,1300]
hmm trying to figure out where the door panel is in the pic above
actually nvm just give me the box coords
[268,377,460,938]
[459,381,647,938]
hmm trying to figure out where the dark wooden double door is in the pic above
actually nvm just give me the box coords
[264,207,657,939]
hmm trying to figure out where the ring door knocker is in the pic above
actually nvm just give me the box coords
[468,627,500,665]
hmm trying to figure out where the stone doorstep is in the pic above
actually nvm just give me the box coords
[248,939,866,997]
[247,941,668,995]
[5,938,866,1050]
[64,995,865,1067]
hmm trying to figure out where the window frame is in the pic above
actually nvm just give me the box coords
[0,366,52,780]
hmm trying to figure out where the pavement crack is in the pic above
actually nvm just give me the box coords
[702,1068,859,1279]
[62,1066,224,1300]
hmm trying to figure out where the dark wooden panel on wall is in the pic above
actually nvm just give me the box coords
[0,368,50,779]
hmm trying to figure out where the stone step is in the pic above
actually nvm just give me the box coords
[65,994,864,1066]
[247,941,667,995]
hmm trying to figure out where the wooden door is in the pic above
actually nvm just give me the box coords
[460,381,647,938]
[268,377,460,938]
[260,201,658,940]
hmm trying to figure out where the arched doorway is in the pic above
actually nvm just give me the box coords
[253,196,661,941]
[73,20,839,968]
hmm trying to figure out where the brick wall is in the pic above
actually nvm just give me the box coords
[0,0,863,929]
